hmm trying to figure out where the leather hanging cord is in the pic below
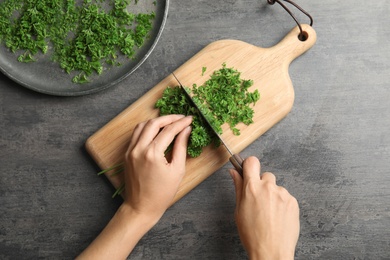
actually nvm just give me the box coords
[268,0,313,41]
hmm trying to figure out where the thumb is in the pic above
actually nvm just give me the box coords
[229,169,243,207]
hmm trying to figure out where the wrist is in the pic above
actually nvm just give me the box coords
[77,203,162,259]
[248,247,294,260]
[118,203,162,230]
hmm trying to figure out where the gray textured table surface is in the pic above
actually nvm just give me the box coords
[1,0,389,259]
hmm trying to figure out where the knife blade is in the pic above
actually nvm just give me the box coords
[172,73,244,176]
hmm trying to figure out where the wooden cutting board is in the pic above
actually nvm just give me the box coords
[86,24,316,204]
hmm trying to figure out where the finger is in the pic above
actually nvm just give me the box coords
[242,156,261,186]
[126,121,146,155]
[170,125,192,168]
[229,169,243,207]
[277,186,292,199]
[261,172,277,184]
[153,116,193,152]
[136,115,186,148]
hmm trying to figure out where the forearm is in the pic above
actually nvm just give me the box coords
[77,203,160,260]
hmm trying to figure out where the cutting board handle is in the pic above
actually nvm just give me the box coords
[269,24,317,65]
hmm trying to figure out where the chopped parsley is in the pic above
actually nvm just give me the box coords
[0,0,155,83]
[155,63,260,157]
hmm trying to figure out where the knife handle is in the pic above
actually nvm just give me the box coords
[230,154,244,177]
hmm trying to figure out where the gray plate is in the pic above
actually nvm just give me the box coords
[0,0,168,96]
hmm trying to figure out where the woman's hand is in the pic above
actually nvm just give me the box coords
[123,114,193,220]
[230,157,300,260]
[77,115,192,260]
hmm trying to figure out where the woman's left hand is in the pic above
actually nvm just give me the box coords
[123,114,193,220]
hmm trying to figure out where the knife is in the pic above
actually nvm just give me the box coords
[172,73,244,177]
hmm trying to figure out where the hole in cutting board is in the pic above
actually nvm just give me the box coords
[298,31,308,41]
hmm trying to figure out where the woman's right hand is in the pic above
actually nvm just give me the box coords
[230,157,300,260]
